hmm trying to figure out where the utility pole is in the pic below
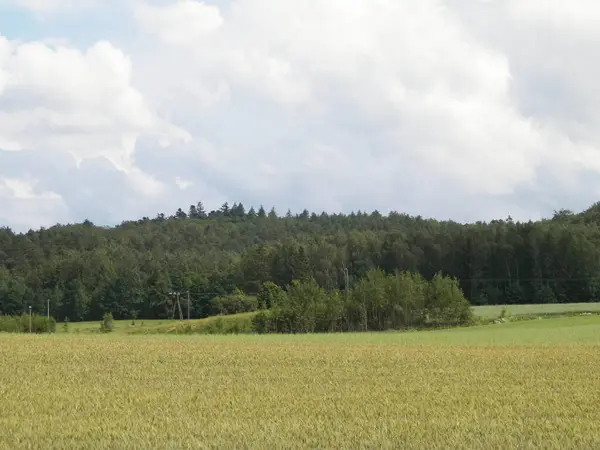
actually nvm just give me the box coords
[177,292,183,321]
[28,306,32,333]
[169,291,184,321]
[47,298,50,321]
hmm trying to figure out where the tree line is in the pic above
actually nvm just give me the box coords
[252,270,472,334]
[1,201,600,321]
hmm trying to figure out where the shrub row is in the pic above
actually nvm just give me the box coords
[252,270,473,334]
[129,313,255,335]
[0,314,57,333]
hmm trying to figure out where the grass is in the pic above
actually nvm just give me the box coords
[56,314,255,335]
[2,315,600,449]
[472,302,600,319]
[130,312,255,335]
[57,319,176,334]
[52,302,600,336]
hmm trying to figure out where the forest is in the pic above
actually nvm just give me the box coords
[1,201,600,322]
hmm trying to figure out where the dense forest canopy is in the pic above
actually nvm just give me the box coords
[2,200,600,321]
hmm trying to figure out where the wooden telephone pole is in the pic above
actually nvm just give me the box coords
[169,290,191,321]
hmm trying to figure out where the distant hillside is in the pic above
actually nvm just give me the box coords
[2,201,600,321]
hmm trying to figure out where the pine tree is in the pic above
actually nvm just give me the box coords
[221,202,230,217]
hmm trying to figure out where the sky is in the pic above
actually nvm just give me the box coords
[1,0,600,231]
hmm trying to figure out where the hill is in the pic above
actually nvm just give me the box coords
[3,201,600,321]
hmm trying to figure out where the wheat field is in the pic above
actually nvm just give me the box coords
[2,316,600,449]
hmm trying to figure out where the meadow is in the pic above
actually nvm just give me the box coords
[52,302,600,335]
[2,314,600,449]
[473,302,600,319]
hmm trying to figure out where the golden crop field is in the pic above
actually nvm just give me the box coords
[2,316,600,449]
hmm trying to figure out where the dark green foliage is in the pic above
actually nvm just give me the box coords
[257,282,286,309]
[251,310,271,334]
[210,289,258,315]
[426,273,473,326]
[2,201,600,322]
[252,271,472,334]
[0,314,56,333]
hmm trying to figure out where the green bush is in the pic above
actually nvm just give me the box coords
[257,282,287,309]
[0,315,21,333]
[210,289,258,315]
[426,273,473,327]
[252,310,274,334]
[100,312,114,333]
[0,314,56,333]
[162,313,255,335]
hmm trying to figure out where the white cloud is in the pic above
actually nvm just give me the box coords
[0,32,189,229]
[132,0,549,198]
[134,0,223,44]
[1,177,59,200]
[509,0,600,35]
[3,0,600,230]
[0,34,191,170]
[0,176,68,229]
[175,176,193,190]
[6,40,150,127]
[13,0,98,13]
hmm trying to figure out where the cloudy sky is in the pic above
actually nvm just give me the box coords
[0,0,599,231]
